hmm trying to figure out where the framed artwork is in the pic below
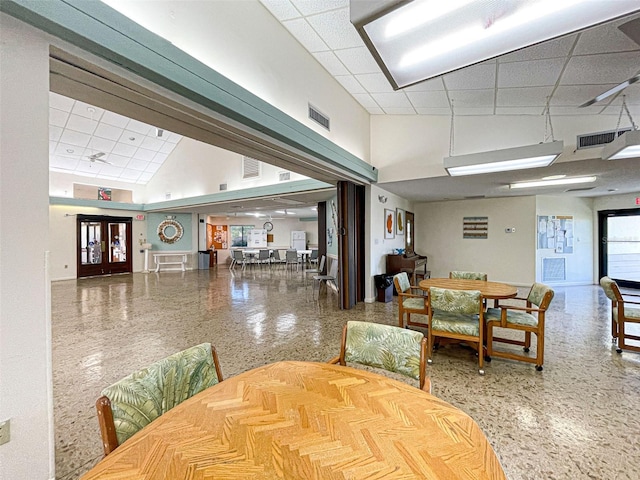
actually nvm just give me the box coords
[384,208,395,239]
[97,187,112,201]
[396,208,405,236]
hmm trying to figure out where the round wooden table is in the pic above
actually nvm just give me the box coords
[82,361,505,479]
[419,278,517,300]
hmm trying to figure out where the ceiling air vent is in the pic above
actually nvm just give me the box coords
[565,187,595,192]
[308,104,330,131]
[219,183,227,191]
[576,128,631,150]
[242,157,261,179]
[279,171,291,182]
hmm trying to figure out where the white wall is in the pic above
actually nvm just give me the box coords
[414,196,537,285]
[49,171,147,203]
[536,196,594,285]
[0,14,54,479]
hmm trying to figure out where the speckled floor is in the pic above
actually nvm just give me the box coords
[52,267,640,479]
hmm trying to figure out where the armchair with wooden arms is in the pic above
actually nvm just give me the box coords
[393,272,428,329]
[485,283,554,371]
[95,343,223,456]
[328,320,430,392]
[600,276,640,353]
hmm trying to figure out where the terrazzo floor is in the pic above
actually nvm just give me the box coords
[52,266,640,479]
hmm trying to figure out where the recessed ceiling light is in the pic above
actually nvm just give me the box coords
[129,137,136,141]
[509,176,597,189]
[66,149,74,153]
[87,107,96,113]
[542,174,566,180]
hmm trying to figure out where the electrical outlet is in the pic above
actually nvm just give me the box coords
[0,419,10,445]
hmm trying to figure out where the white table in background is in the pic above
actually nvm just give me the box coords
[153,252,188,272]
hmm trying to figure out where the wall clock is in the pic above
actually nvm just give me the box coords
[263,221,274,232]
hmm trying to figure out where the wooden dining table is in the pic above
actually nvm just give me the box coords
[82,361,506,479]
[419,278,518,300]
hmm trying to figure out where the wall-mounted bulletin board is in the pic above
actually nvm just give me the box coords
[463,217,488,239]
[537,215,573,253]
[208,224,228,249]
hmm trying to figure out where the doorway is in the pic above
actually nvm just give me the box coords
[77,215,133,278]
[598,208,640,289]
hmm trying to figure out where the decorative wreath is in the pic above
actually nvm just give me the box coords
[157,219,184,244]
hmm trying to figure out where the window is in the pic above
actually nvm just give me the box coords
[230,225,254,247]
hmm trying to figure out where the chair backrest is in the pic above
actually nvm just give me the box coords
[258,249,270,260]
[232,250,244,262]
[317,255,326,273]
[310,249,318,260]
[342,321,426,384]
[393,272,411,294]
[429,287,482,314]
[286,250,298,262]
[527,282,555,309]
[600,276,622,303]
[273,249,282,260]
[96,343,222,455]
[327,258,338,278]
[450,271,488,281]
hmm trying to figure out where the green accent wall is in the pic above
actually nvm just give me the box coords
[147,213,192,251]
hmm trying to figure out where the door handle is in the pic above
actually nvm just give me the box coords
[101,241,106,252]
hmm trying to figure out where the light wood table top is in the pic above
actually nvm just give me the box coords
[419,278,518,300]
[82,361,505,480]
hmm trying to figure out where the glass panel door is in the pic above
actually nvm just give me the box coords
[77,216,133,277]
[599,208,640,289]
[80,221,103,266]
[108,222,127,264]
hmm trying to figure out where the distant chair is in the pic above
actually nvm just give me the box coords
[257,249,271,268]
[312,259,338,300]
[285,249,299,271]
[308,249,319,266]
[96,343,223,456]
[271,249,286,268]
[305,255,326,285]
[230,250,246,270]
[600,276,640,354]
[485,283,554,371]
[328,321,430,392]
[393,272,428,329]
[450,271,488,281]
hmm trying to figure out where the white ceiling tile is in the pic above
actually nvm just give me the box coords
[126,159,149,171]
[334,75,367,94]
[306,9,362,50]
[141,136,164,151]
[159,142,177,154]
[94,123,124,141]
[351,93,379,109]
[118,130,145,147]
[606,83,640,105]
[49,92,75,112]
[71,101,104,120]
[49,126,63,142]
[415,107,453,115]
[334,47,379,75]
[601,104,640,117]
[371,92,412,108]
[76,160,102,174]
[66,114,98,135]
[312,51,350,75]
[455,107,495,116]
[152,152,169,164]
[49,141,57,153]
[561,52,640,85]
[383,107,416,115]
[50,156,79,170]
[497,87,553,107]
[49,109,69,128]
[166,132,182,143]
[126,119,153,135]
[111,142,137,156]
[106,154,130,167]
[260,0,300,21]
[498,58,566,88]
[549,106,603,115]
[138,172,154,182]
[101,110,130,128]
[449,89,494,108]
[404,77,445,92]
[133,148,157,161]
[120,169,142,181]
[367,107,385,114]
[86,137,116,153]
[283,18,329,52]
[59,129,91,148]
[54,143,82,157]
[354,73,394,93]
[444,63,496,90]
[293,0,347,16]
[495,106,544,115]
[499,34,577,63]
[406,90,450,108]
[145,162,162,173]
[551,84,618,107]
[573,17,640,56]
[98,165,124,177]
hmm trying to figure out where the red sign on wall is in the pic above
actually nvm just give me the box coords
[636,197,640,205]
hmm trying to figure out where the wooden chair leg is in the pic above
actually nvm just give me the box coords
[524,331,531,350]
[536,331,544,370]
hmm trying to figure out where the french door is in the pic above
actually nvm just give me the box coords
[598,208,640,289]
[77,215,133,278]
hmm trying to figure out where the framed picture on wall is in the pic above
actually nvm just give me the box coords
[384,208,395,239]
[396,208,405,236]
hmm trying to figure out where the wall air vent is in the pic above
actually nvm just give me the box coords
[576,128,631,149]
[542,257,566,282]
[279,171,291,182]
[242,157,261,179]
[308,104,330,131]
[219,183,228,191]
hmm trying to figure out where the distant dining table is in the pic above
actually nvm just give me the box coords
[81,361,506,479]
[418,277,518,301]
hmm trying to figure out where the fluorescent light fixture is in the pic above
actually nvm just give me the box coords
[601,130,640,160]
[444,141,563,177]
[510,176,596,189]
[350,0,640,89]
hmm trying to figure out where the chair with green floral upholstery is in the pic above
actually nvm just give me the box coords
[96,343,223,456]
[485,283,554,371]
[600,276,640,354]
[449,271,488,281]
[328,321,430,392]
[393,272,428,329]
[427,287,486,374]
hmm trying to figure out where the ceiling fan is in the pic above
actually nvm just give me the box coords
[87,152,112,164]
